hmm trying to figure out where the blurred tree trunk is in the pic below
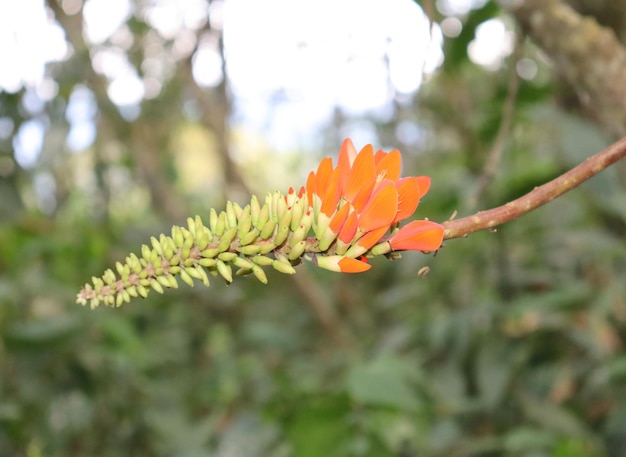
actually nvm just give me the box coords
[503,0,626,138]
[47,0,189,222]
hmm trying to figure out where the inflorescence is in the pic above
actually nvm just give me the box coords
[77,139,444,308]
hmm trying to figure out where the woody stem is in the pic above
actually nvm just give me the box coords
[442,136,626,240]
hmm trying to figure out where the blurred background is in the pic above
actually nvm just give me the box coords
[2,0,626,456]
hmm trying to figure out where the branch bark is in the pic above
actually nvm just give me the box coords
[443,136,626,240]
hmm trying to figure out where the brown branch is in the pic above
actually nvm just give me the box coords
[443,136,626,240]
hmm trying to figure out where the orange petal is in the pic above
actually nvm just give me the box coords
[389,220,444,252]
[329,202,351,233]
[375,149,401,182]
[313,254,370,273]
[315,157,334,197]
[344,144,375,205]
[374,149,387,164]
[415,176,431,198]
[338,210,359,243]
[358,180,398,232]
[338,256,371,273]
[393,177,420,223]
[306,171,316,207]
[320,167,342,217]
[338,138,358,166]
[357,226,389,250]
[337,139,355,194]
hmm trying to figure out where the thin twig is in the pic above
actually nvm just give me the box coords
[466,32,522,209]
[443,136,626,240]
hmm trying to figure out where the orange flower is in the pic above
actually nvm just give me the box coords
[305,138,443,272]
[388,220,444,252]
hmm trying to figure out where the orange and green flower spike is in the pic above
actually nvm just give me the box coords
[77,138,444,308]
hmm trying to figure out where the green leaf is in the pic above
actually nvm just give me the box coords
[346,356,421,411]
[285,394,351,457]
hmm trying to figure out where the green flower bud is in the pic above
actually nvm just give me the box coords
[167,275,179,288]
[128,254,142,273]
[226,201,237,229]
[196,215,206,235]
[273,190,286,221]
[150,279,164,294]
[150,236,163,256]
[196,231,211,250]
[251,265,268,284]
[272,259,296,275]
[216,260,233,283]
[260,218,277,239]
[218,252,237,262]
[141,244,152,261]
[163,242,175,260]
[157,275,171,288]
[199,258,216,268]
[209,208,219,233]
[172,225,185,248]
[318,226,338,252]
[289,223,308,248]
[103,269,116,285]
[183,258,196,268]
[233,202,244,220]
[137,285,149,298]
[334,239,350,256]
[217,227,237,252]
[186,217,196,238]
[185,266,203,280]
[237,206,252,240]
[290,197,305,231]
[278,209,292,234]
[235,267,252,276]
[201,248,219,258]
[252,255,273,266]
[194,266,210,287]
[274,225,290,247]
[250,195,261,227]
[259,242,276,254]
[288,240,306,260]
[179,268,195,287]
[231,256,254,270]
[239,228,260,246]
[215,211,226,236]
[369,241,392,257]
[239,244,262,256]
[255,202,270,232]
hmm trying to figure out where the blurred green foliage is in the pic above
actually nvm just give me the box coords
[2,1,626,456]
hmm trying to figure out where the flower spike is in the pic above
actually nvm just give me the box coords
[77,139,444,309]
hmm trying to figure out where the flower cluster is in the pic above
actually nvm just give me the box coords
[77,139,443,308]
[306,138,443,272]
